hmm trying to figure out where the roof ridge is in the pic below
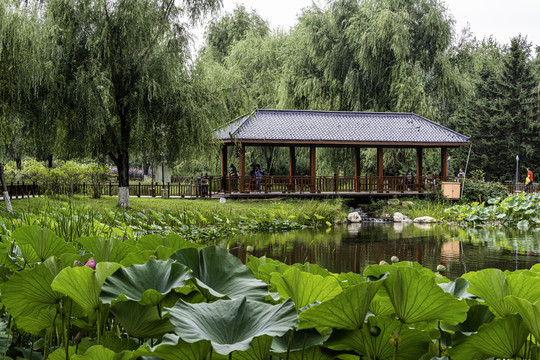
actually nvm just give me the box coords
[230,109,257,138]
[412,113,471,140]
[256,109,414,116]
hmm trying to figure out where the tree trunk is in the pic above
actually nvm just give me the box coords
[47,155,53,168]
[15,158,22,171]
[143,162,150,176]
[0,164,13,213]
[116,151,130,208]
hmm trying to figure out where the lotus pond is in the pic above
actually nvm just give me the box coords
[0,225,540,360]
[231,223,540,279]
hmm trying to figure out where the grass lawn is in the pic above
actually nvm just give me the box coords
[5,195,348,224]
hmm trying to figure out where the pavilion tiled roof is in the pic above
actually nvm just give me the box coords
[215,109,470,146]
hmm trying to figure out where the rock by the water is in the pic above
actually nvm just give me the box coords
[347,212,362,223]
[413,216,436,223]
[387,199,400,206]
[393,212,404,222]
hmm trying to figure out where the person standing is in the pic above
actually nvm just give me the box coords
[526,167,535,193]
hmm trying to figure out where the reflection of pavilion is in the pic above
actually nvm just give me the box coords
[441,240,461,264]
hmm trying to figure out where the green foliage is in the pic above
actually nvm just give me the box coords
[461,178,508,203]
[444,193,540,227]
[0,222,539,358]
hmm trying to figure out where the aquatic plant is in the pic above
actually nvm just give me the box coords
[0,225,539,359]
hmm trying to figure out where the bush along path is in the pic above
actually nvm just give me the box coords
[444,192,540,229]
[0,225,539,359]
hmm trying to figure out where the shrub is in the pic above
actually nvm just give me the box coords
[461,179,508,203]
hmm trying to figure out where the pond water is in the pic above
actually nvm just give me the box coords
[229,223,540,279]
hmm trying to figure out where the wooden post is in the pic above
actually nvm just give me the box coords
[441,147,448,181]
[354,147,361,192]
[138,182,141,197]
[377,147,383,193]
[416,147,423,193]
[221,145,228,178]
[289,146,296,192]
[238,146,246,193]
[310,146,316,193]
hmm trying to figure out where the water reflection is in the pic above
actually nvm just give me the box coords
[229,223,540,279]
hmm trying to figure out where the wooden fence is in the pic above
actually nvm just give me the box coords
[1,177,530,200]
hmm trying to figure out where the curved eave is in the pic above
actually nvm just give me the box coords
[219,138,470,148]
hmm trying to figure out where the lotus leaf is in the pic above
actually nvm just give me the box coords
[364,261,438,280]
[0,319,10,356]
[0,247,21,271]
[167,297,297,355]
[13,226,76,263]
[100,259,191,306]
[462,269,515,317]
[1,257,64,329]
[505,295,540,341]
[78,237,135,263]
[71,345,133,360]
[170,246,269,302]
[78,331,139,353]
[450,315,528,360]
[135,334,211,360]
[212,335,273,360]
[369,266,468,324]
[271,267,342,310]
[438,278,474,299]
[51,262,120,315]
[48,346,76,360]
[441,304,495,334]
[506,273,540,302]
[336,272,365,288]
[110,300,174,338]
[369,286,395,316]
[298,280,384,330]
[325,316,431,360]
[136,234,202,251]
[273,345,335,360]
[270,328,326,355]
[119,250,156,267]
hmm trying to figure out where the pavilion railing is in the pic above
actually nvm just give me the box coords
[1,175,463,200]
[218,175,450,194]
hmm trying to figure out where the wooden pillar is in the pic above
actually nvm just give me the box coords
[289,146,296,192]
[377,147,383,193]
[416,147,423,193]
[310,146,316,193]
[354,147,361,192]
[238,146,245,193]
[221,145,228,176]
[441,147,448,181]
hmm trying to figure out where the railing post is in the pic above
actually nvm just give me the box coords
[334,173,338,193]
[138,182,141,197]
[109,181,112,196]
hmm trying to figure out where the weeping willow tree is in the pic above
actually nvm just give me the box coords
[271,0,470,174]
[43,0,221,207]
[0,2,48,212]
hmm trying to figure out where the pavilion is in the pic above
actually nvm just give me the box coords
[214,109,470,195]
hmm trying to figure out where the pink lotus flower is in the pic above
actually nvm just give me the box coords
[85,259,96,270]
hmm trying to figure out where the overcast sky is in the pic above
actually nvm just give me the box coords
[193,0,540,50]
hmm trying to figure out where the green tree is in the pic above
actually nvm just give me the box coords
[45,0,221,207]
[453,36,539,181]
[203,5,269,62]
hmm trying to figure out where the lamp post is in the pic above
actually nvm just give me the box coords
[516,155,519,191]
